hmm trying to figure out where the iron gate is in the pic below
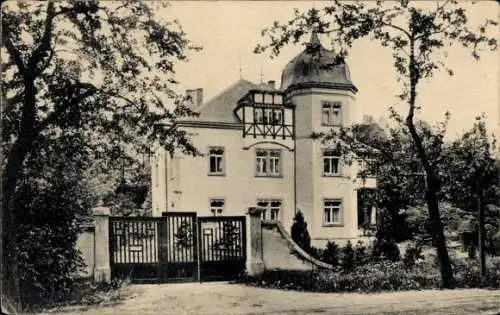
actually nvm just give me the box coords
[109,213,246,283]
[198,216,246,281]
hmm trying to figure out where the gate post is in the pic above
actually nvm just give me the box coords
[93,206,111,282]
[246,207,264,276]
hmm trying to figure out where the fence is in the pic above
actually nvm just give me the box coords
[76,206,264,283]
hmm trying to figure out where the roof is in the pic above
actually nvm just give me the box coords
[280,33,357,92]
[189,79,277,124]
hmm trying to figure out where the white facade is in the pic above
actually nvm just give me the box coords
[152,36,376,245]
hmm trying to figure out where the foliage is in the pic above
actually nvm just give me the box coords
[341,241,355,272]
[354,240,369,266]
[27,278,131,313]
[441,117,499,211]
[2,0,200,307]
[257,0,497,288]
[238,259,500,293]
[403,242,425,268]
[10,130,95,306]
[291,212,311,252]
[321,241,340,267]
[307,246,324,262]
[373,238,401,262]
[491,231,500,256]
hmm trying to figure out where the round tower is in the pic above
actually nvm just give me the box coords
[282,32,359,246]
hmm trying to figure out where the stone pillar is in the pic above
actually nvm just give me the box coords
[246,207,264,276]
[93,206,111,282]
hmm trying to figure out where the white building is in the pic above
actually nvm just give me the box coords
[152,34,376,246]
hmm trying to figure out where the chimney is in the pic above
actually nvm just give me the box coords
[267,80,276,89]
[186,88,203,107]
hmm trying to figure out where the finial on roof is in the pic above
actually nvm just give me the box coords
[309,30,320,45]
[260,65,263,83]
[306,30,322,53]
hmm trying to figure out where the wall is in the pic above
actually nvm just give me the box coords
[151,147,168,217]
[75,223,95,278]
[291,87,360,245]
[162,126,296,230]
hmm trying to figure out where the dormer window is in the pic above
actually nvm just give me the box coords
[322,102,342,126]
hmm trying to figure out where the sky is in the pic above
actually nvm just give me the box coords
[166,1,499,141]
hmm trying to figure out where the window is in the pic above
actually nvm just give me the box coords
[210,199,224,216]
[257,199,281,221]
[255,109,263,124]
[323,149,341,176]
[256,149,281,177]
[324,199,342,225]
[208,147,224,175]
[255,108,283,125]
[321,102,342,126]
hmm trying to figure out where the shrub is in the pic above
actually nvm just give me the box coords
[342,241,355,272]
[307,246,324,261]
[291,212,311,252]
[15,176,90,308]
[354,240,369,266]
[403,242,424,268]
[67,277,131,307]
[491,230,500,256]
[238,261,441,292]
[238,259,500,293]
[321,241,340,266]
[372,238,401,261]
[453,259,500,288]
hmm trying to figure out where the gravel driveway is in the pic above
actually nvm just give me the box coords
[40,282,500,315]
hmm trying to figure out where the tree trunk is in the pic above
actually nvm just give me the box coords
[425,179,455,288]
[477,180,486,279]
[2,77,38,308]
[2,140,30,309]
[407,37,455,288]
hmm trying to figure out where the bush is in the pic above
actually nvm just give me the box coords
[238,261,441,292]
[372,238,401,261]
[321,242,340,266]
[403,242,424,268]
[237,259,500,293]
[354,240,369,266]
[15,177,90,308]
[342,241,355,272]
[291,212,311,252]
[491,230,500,256]
[307,246,324,261]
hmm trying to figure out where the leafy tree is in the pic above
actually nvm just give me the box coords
[2,0,200,306]
[441,117,500,255]
[12,129,94,308]
[256,0,497,288]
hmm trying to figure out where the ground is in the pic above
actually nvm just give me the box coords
[39,283,500,315]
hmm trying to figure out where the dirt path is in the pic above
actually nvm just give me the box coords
[40,283,500,315]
